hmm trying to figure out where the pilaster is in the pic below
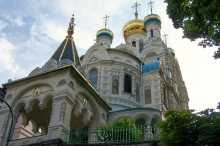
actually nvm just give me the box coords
[47,95,74,142]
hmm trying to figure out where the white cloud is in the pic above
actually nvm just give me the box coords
[0,38,26,79]
[0,20,8,32]
[14,16,25,26]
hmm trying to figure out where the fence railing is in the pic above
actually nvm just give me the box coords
[64,126,160,145]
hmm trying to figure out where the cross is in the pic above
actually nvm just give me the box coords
[70,12,75,28]
[148,0,154,14]
[67,12,75,36]
[103,15,109,28]
[163,34,168,46]
[132,2,141,19]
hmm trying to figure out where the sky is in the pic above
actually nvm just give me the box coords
[0,0,219,111]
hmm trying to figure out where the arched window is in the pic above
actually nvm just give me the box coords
[139,39,144,52]
[124,73,132,93]
[145,85,151,104]
[89,68,98,88]
[150,29,154,38]
[132,41,136,47]
[112,75,119,94]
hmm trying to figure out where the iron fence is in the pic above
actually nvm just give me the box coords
[64,126,160,145]
[21,126,160,146]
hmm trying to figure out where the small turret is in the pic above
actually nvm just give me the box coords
[144,14,161,40]
[96,15,113,48]
[96,28,113,47]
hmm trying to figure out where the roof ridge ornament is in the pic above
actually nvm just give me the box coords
[132,2,141,19]
[67,12,75,37]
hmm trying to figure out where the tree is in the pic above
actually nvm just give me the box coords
[197,109,220,146]
[165,0,220,58]
[159,110,199,146]
[159,104,220,146]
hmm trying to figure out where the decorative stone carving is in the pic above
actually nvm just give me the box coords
[32,88,40,97]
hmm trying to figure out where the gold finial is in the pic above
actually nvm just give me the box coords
[103,14,109,28]
[148,0,154,14]
[67,13,75,37]
[132,2,141,19]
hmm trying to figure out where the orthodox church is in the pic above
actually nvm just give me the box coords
[0,3,188,146]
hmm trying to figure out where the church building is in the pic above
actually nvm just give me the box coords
[0,2,188,146]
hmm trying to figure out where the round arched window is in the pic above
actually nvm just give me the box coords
[89,68,98,88]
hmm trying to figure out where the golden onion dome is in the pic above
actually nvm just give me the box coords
[144,14,161,26]
[122,19,145,40]
[96,28,113,39]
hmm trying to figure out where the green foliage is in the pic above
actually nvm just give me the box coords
[96,117,142,143]
[159,104,220,146]
[197,109,220,145]
[159,110,199,146]
[165,0,220,58]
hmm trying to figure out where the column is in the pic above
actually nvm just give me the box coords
[47,95,73,142]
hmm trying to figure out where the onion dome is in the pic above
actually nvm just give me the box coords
[144,14,161,27]
[122,19,145,40]
[96,28,113,39]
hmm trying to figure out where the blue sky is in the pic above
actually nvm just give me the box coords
[0,0,219,111]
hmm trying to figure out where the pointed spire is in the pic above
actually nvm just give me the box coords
[148,0,154,14]
[132,2,141,19]
[49,13,81,67]
[103,14,110,28]
[67,12,75,37]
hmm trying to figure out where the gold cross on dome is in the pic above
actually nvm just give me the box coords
[132,2,141,19]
